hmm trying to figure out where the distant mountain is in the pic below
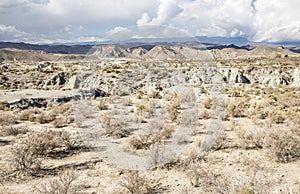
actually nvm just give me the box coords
[195,36,250,46]
[0,42,92,54]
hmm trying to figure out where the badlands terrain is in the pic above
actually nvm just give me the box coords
[0,42,300,193]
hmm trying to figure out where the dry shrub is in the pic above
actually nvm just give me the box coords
[148,89,161,99]
[128,134,159,150]
[52,115,68,128]
[10,130,85,174]
[210,130,228,151]
[203,97,212,109]
[36,111,56,124]
[120,170,163,194]
[99,113,130,138]
[36,169,78,194]
[0,111,17,126]
[200,109,210,119]
[135,100,155,118]
[269,110,285,124]
[267,128,300,163]
[185,160,231,192]
[226,100,249,118]
[51,103,72,116]
[237,127,266,149]
[59,131,84,151]
[201,128,228,151]
[97,99,109,110]
[0,126,28,136]
[10,140,41,175]
[235,160,276,194]
[162,90,177,101]
[166,100,180,122]
[18,108,42,122]
[128,125,174,150]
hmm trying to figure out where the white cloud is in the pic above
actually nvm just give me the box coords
[137,13,151,26]
[1,0,300,43]
[106,26,133,41]
[137,0,182,26]
[0,24,30,41]
[253,0,300,42]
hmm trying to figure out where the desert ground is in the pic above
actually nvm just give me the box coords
[0,43,299,193]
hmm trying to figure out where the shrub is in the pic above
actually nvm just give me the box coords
[36,111,55,124]
[36,170,78,194]
[9,130,85,175]
[9,140,41,175]
[52,116,68,128]
[200,109,210,120]
[226,100,249,118]
[166,100,180,122]
[237,127,266,149]
[269,110,285,124]
[18,108,41,122]
[201,129,227,151]
[0,111,17,126]
[267,129,300,163]
[97,99,109,110]
[120,170,162,194]
[99,113,130,138]
[203,97,212,109]
[128,125,174,150]
[185,160,230,192]
[0,126,28,136]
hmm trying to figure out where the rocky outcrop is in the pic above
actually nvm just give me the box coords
[218,67,295,86]
[44,72,66,89]
[62,75,80,90]
[220,68,250,84]
[261,76,288,86]
[3,87,110,110]
[3,95,80,110]
[291,68,300,87]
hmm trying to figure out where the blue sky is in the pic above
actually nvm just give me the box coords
[0,0,300,44]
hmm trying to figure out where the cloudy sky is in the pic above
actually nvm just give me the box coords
[0,0,300,44]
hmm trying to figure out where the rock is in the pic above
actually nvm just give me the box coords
[62,75,80,90]
[0,57,4,64]
[79,88,108,100]
[291,68,300,87]
[44,72,66,89]
[37,61,54,72]
[220,68,250,84]
[4,95,81,110]
[262,76,288,86]
[5,98,47,110]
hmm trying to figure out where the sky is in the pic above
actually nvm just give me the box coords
[0,0,300,44]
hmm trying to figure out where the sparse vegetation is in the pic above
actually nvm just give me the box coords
[1,44,300,193]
